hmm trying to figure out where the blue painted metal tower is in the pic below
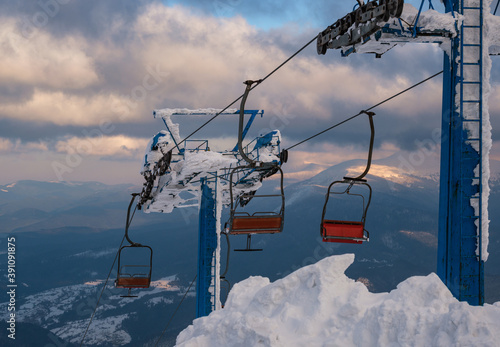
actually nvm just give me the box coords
[437,0,485,305]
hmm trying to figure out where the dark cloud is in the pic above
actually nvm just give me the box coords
[3,0,155,40]
[0,118,82,142]
[0,84,34,103]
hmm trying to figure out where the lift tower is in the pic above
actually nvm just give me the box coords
[317,0,496,304]
[138,108,284,317]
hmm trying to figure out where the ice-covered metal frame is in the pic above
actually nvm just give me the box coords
[138,109,283,213]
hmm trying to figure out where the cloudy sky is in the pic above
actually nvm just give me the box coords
[0,0,499,185]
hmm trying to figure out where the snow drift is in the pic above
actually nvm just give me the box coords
[176,254,500,346]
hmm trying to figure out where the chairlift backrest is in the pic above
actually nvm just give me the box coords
[115,244,153,289]
[321,179,371,243]
[225,80,286,251]
[227,165,285,235]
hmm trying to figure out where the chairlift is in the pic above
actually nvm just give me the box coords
[227,165,285,251]
[115,194,153,297]
[225,80,286,251]
[116,245,153,296]
[321,111,375,244]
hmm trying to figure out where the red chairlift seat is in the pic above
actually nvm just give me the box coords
[322,220,368,244]
[320,179,371,244]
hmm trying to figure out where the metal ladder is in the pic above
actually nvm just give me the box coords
[457,0,484,304]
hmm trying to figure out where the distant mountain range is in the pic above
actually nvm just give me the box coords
[1,156,499,346]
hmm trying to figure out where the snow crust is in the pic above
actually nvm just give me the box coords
[153,108,238,118]
[488,13,500,54]
[176,254,500,347]
[142,110,282,213]
[400,4,462,35]
[143,151,237,213]
[476,0,494,261]
[350,4,462,56]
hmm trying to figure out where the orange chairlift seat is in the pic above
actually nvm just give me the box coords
[230,212,283,234]
[225,80,286,251]
[115,194,153,297]
[226,164,285,251]
[320,110,375,244]
[115,244,153,289]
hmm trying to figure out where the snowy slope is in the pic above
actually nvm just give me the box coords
[176,254,500,347]
[0,276,184,345]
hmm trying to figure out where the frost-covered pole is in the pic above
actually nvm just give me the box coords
[196,176,220,317]
[437,0,491,305]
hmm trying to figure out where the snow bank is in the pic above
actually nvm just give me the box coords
[176,254,500,347]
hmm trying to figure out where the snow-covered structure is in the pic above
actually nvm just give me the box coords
[139,109,282,213]
[138,108,285,317]
[176,254,500,346]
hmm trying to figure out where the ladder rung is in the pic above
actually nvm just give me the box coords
[461,255,480,259]
[463,25,481,28]
[462,62,481,65]
[462,6,481,9]
[463,44,481,47]
[462,81,481,84]
[463,119,480,122]
[462,100,480,103]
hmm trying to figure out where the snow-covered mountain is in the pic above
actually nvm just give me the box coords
[0,275,187,346]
